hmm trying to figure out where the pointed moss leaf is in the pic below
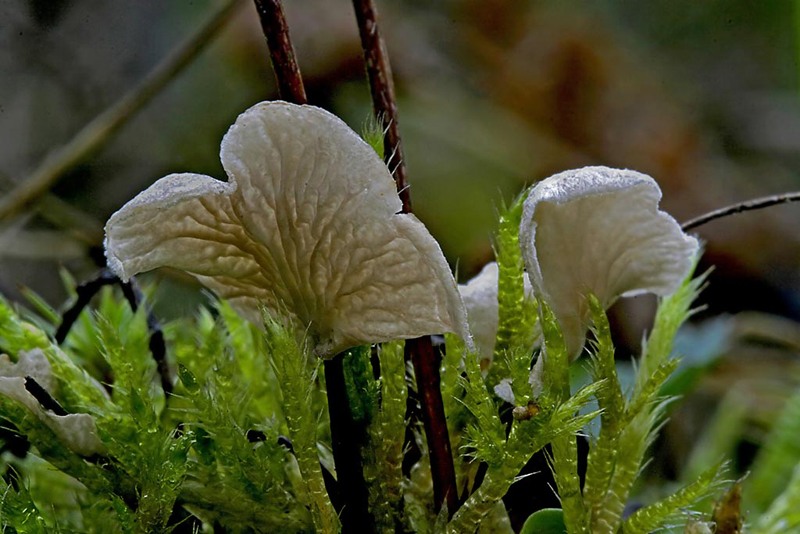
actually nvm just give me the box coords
[177,363,200,394]
[637,257,705,395]
[460,342,506,463]
[748,383,800,513]
[594,399,673,532]
[191,426,217,466]
[477,501,514,533]
[343,345,378,424]
[622,462,725,534]
[128,388,150,422]
[462,364,506,465]
[364,341,406,532]
[551,433,588,533]
[265,317,339,532]
[19,285,60,327]
[626,359,679,420]
[754,463,800,533]
[456,191,542,377]
[19,345,110,415]
[494,193,534,357]
[0,295,51,352]
[0,478,46,531]
[520,508,567,534]
[538,299,570,401]
[105,101,471,358]
[459,261,538,389]
[450,382,602,532]
[587,294,624,425]
[441,333,469,437]
[361,112,385,159]
[521,166,698,357]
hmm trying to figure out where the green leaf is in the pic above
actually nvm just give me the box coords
[459,340,506,465]
[748,383,800,513]
[128,388,150,422]
[754,463,800,533]
[539,298,570,402]
[19,285,60,328]
[361,113,385,159]
[520,508,567,534]
[266,318,339,533]
[450,381,602,532]
[177,363,200,393]
[587,294,624,426]
[343,345,378,425]
[364,341,407,532]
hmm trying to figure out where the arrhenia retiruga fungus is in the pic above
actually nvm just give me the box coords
[520,166,699,358]
[104,101,472,358]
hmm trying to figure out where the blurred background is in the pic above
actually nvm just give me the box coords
[2,0,800,498]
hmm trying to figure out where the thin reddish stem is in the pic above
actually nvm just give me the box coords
[352,0,459,515]
[351,0,411,213]
[252,0,307,104]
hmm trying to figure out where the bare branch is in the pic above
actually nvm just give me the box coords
[681,192,800,232]
[352,0,459,515]
[252,0,308,104]
[352,0,411,213]
[0,0,245,223]
[0,171,103,245]
[55,269,171,395]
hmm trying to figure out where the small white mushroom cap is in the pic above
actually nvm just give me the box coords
[520,166,699,357]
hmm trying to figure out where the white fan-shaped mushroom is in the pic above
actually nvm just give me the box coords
[520,166,699,357]
[458,262,534,363]
[105,101,471,357]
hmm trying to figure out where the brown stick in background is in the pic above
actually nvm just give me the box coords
[352,0,460,516]
[252,0,307,104]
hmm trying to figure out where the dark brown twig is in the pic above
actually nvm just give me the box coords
[681,192,800,232]
[405,337,458,513]
[24,377,68,416]
[55,270,118,344]
[55,269,171,395]
[352,0,458,515]
[126,278,171,397]
[324,353,375,532]
[351,0,411,213]
[0,0,244,223]
[252,0,308,104]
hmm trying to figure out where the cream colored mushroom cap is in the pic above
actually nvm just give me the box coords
[520,166,698,357]
[105,101,472,357]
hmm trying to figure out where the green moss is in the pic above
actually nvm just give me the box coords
[2,236,794,532]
